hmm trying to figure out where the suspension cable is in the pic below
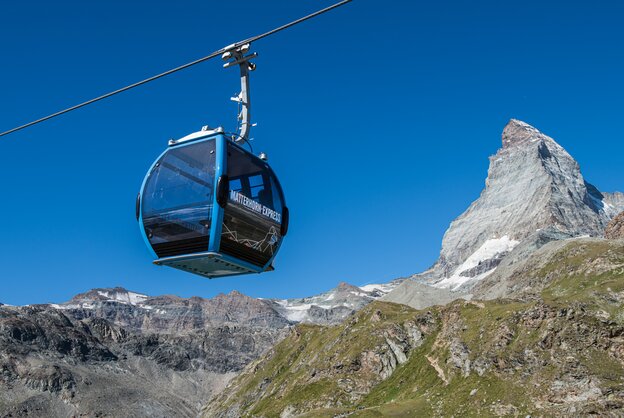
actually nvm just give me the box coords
[0,0,352,139]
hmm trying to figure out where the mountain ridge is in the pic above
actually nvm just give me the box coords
[33,280,404,329]
[0,280,402,416]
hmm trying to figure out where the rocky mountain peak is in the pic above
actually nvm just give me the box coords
[387,120,623,297]
[212,290,263,307]
[336,282,361,293]
[501,118,544,148]
[0,293,288,416]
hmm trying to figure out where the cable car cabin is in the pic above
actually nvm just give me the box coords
[137,127,289,279]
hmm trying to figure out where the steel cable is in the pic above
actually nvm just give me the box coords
[0,0,352,138]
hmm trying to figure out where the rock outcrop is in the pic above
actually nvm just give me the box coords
[605,192,624,212]
[606,211,624,239]
[203,302,430,417]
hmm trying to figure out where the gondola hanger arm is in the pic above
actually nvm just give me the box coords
[222,44,256,143]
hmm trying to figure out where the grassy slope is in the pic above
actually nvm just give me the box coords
[539,240,624,322]
[207,302,419,416]
[204,240,624,417]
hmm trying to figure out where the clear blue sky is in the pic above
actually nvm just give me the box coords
[1,0,622,305]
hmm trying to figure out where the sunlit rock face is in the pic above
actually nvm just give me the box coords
[606,211,624,239]
[387,119,623,300]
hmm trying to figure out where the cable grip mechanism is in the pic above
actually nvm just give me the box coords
[222,44,257,143]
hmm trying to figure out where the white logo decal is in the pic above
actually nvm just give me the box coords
[229,190,282,223]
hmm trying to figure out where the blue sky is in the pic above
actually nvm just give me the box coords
[1,0,622,305]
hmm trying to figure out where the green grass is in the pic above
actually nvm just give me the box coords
[539,241,624,323]
[459,300,535,355]
[580,348,624,391]
[212,302,423,417]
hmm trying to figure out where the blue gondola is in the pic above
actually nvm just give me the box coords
[137,127,288,278]
[0,4,355,279]
[136,44,289,278]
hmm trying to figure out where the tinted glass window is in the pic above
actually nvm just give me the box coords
[142,140,215,257]
[268,175,284,213]
[249,174,264,201]
[220,144,283,266]
[229,178,243,193]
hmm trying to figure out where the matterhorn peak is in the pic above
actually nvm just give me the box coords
[392,120,624,296]
[501,119,545,148]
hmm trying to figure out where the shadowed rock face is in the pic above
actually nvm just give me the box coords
[0,307,117,362]
[606,212,624,239]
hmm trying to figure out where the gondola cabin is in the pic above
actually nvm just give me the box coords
[137,127,289,278]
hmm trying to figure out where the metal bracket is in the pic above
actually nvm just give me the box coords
[222,43,257,143]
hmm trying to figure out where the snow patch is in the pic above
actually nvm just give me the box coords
[274,300,315,322]
[274,300,314,321]
[50,303,95,310]
[274,300,313,311]
[350,291,372,298]
[271,281,401,323]
[97,290,148,305]
[434,235,520,290]
[359,283,396,294]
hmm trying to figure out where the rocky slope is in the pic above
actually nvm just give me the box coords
[606,211,624,239]
[0,281,399,416]
[0,292,287,417]
[385,119,623,308]
[204,239,624,417]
